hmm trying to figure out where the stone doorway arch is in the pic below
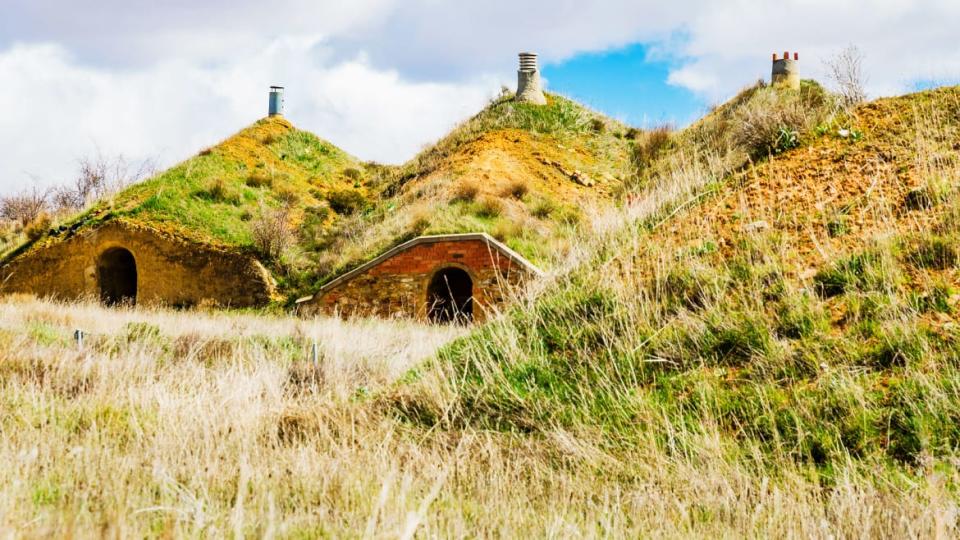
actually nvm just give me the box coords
[98,247,137,306]
[427,267,473,323]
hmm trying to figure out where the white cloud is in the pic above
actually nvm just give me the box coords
[665,0,960,101]
[1,0,959,194]
[0,39,495,192]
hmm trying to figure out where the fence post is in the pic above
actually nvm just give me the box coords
[74,329,84,351]
[311,341,319,368]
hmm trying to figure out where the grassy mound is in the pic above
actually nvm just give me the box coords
[392,86,960,494]
[12,116,371,258]
[302,93,636,291]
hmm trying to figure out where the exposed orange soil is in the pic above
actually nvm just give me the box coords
[660,86,960,277]
[404,129,622,202]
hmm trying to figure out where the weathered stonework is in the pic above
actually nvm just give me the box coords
[0,220,275,307]
[772,52,801,90]
[516,52,547,105]
[313,234,542,322]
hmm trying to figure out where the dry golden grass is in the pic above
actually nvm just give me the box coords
[3,86,960,538]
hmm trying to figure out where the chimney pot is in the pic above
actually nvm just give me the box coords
[268,86,284,117]
[515,52,546,105]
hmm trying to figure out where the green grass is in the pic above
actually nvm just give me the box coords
[34,118,365,250]
[395,214,960,478]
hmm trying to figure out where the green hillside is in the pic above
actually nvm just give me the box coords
[297,93,637,294]
[393,86,960,495]
[8,116,373,263]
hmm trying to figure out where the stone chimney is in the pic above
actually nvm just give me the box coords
[515,52,547,105]
[268,86,285,116]
[771,52,800,90]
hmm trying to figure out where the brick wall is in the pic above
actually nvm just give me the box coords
[0,221,275,307]
[317,238,532,321]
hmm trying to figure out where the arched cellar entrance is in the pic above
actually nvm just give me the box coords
[427,267,473,323]
[98,247,137,306]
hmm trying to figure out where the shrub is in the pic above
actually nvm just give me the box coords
[500,180,529,200]
[408,212,431,237]
[903,180,951,211]
[631,124,673,172]
[246,172,273,188]
[343,168,363,181]
[553,204,583,225]
[251,204,293,261]
[529,197,557,219]
[814,249,900,298]
[473,197,504,219]
[776,294,829,339]
[326,189,367,215]
[491,220,522,242]
[904,235,958,270]
[1,187,48,227]
[196,178,240,205]
[731,90,812,158]
[276,188,301,206]
[451,180,480,203]
[825,45,868,109]
[23,213,52,241]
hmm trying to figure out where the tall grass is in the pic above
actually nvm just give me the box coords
[3,87,959,537]
[1,295,956,537]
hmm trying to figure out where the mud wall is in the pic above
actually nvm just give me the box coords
[0,221,275,307]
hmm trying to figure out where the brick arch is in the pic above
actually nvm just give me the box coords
[424,263,477,323]
[313,233,543,322]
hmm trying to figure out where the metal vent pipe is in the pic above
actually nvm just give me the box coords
[268,86,285,116]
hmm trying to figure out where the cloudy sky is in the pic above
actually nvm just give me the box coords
[1,0,959,194]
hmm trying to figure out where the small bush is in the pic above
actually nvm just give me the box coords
[491,220,522,242]
[776,295,829,339]
[326,189,367,216]
[631,124,673,172]
[23,213,52,241]
[1,187,48,227]
[500,180,529,200]
[451,180,480,203]
[903,181,951,211]
[343,168,363,181]
[251,204,293,261]
[731,89,817,159]
[553,204,583,226]
[529,197,557,219]
[276,188,301,206]
[260,133,278,146]
[904,235,958,270]
[689,312,776,365]
[473,197,504,219]
[814,249,900,298]
[408,212,431,237]
[660,264,725,312]
[909,280,954,314]
[589,118,607,134]
[196,178,240,205]
[246,172,273,188]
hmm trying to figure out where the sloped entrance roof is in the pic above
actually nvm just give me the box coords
[319,233,543,293]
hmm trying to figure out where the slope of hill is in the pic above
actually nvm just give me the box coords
[297,93,635,294]
[5,116,372,262]
[390,85,960,529]
[3,85,959,537]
